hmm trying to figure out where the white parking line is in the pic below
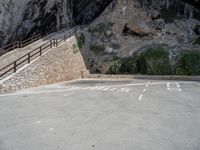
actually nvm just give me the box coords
[96,87,106,90]
[146,81,150,87]
[138,81,150,101]
[109,88,117,91]
[107,83,147,87]
[91,86,104,90]
[143,89,147,93]
[102,87,110,91]
[194,82,200,86]
[120,88,130,92]
[35,121,41,124]
[64,92,74,97]
[49,128,54,131]
[80,86,91,90]
[176,83,180,88]
[138,95,143,101]
[1,81,197,97]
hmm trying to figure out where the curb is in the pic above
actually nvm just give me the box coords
[87,74,200,81]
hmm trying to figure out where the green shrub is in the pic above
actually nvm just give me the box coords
[72,44,79,54]
[120,57,138,74]
[107,56,138,74]
[175,51,200,75]
[76,33,85,49]
[107,58,122,74]
[89,44,105,54]
[137,48,172,75]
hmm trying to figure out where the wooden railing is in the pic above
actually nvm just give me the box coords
[0,23,75,56]
[0,25,84,79]
[0,34,42,56]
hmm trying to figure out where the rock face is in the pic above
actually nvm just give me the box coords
[79,0,200,73]
[0,0,113,46]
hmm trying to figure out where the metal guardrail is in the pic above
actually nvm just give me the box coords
[0,25,84,79]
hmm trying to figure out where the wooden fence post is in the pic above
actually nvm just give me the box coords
[14,62,17,73]
[28,53,31,63]
[40,46,42,56]
[50,40,52,48]
[56,39,58,47]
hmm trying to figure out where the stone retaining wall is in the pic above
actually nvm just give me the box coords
[0,36,89,94]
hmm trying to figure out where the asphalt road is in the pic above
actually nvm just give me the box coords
[0,79,200,150]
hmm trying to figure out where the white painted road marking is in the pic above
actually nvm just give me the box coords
[194,82,200,86]
[176,83,180,88]
[35,121,41,124]
[102,87,110,91]
[2,81,198,97]
[138,81,150,101]
[138,95,143,101]
[120,88,130,92]
[167,82,182,92]
[143,89,147,93]
[91,86,104,90]
[109,88,117,91]
[96,87,106,90]
[64,92,74,97]
[49,128,54,131]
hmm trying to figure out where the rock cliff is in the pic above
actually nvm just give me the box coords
[79,0,200,73]
[0,0,112,46]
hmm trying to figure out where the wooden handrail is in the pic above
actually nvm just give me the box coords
[0,23,75,56]
[0,25,84,78]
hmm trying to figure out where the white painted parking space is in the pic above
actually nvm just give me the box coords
[167,82,182,92]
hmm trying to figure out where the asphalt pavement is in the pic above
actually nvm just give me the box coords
[0,79,200,150]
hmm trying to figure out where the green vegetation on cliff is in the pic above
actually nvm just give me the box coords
[108,48,200,75]
[175,51,200,75]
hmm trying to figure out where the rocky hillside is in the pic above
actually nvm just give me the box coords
[79,0,200,73]
[0,0,112,46]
